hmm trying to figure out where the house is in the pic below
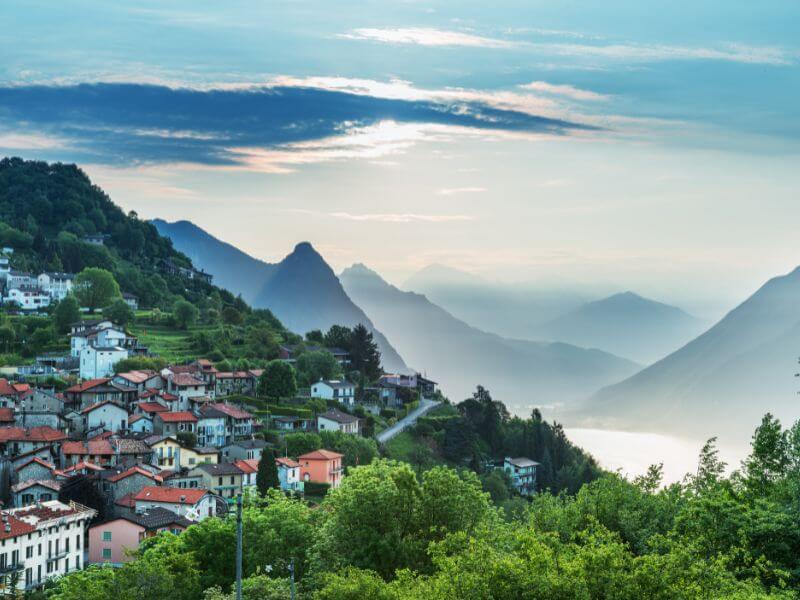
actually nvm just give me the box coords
[0,407,14,425]
[189,462,243,499]
[129,414,153,433]
[64,378,138,412]
[134,486,216,521]
[11,479,61,506]
[60,439,115,466]
[83,233,110,245]
[80,346,129,380]
[4,286,50,310]
[0,378,32,406]
[197,403,254,447]
[214,370,261,397]
[298,449,344,489]
[113,370,162,392]
[146,435,218,470]
[71,319,114,335]
[503,457,539,496]
[121,292,139,310]
[80,400,128,433]
[317,408,359,435]
[37,272,74,301]
[98,465,164,507]
[196,407,226,448]
[88,508,192,565]
[276,457,301,492]
[0,500,96,591]
[6,270,36,289]
[233,459,258,492]
[0,426,66,456]
[311,380,356,405]
[165,373,208,410]
[134,401,169,418]
[23,388,64,413]
[278,344,350,366]
[272,415,314,432]
[70,324,126,358]
[15,456,56,481]
[153,411,197,436]
[221,439,267,462]
[161,468,204,491]
[380,373,437,398]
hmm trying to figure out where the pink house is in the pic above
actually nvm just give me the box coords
[297,449,344,489]
[88,508,193,565]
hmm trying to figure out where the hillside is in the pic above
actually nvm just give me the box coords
[539,292,706,363]
[404,264,592,341]
[152,219,407,372]
[340,263,639,412]
[588,266,800,439]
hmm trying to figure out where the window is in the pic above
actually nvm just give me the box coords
[102,531,112,541]
[102,548,112,559]
[76,534,81,549]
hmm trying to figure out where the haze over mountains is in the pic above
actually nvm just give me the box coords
[152,219,407,372]
[341,263,639,409]
[588,266,800,440]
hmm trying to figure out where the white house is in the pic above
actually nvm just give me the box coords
[81,401,128,433]
[133,486,216,521]
[0,500,96,591]
[6,271,36,289]
[0,256,9,281]
[70,324,126,358]
[79,346,129,380]
[128,414,153,434]
[165,373,209,411]
[317,408,360,435]
[310,380,356,405]
[4,287,50,311]
[503,457,539,496]
[121,292,139,310]
[276,457,301,492]
[37,273,74,301]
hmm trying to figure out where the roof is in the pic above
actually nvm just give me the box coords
[12,479,62,493]
[276,457,301,469]
[0,426,66,443]
[138,402,168,414]
[116,370,157,384]
[15,457,55,472]
[134,486,209,504]
[0,407,14,422]
[298,449,344,461]
[59,461,104,475]
[156,411,197,423]
[233,459,259,474]
[80,400,126,415]
[215,371,256,379]
[65,378,111,393]
[115,492,137,508]
[200,403,253,420]
[170,373,205,387]
[315,379,353,389]
[129,414,148,424]
[61,439,114,456]
[110,507,193,530]
[318,408,358,425]
[505,457,541,468]
[193,462,243,476]
[228,439,266,450]
[114,438,151,454]
[107,466,163,484]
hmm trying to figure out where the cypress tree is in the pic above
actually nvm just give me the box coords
[256,448,280,495]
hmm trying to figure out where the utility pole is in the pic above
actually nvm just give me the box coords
[235,493,243,600]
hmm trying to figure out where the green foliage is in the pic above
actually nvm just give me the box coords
[74,267,120,312]
[103,298,135,326]
[304,481,331,497]
[202,575,293,600]
[53,296,81,333]
[177,431,197,448]
[257,448,280,495]
[173,299,200,329]
[113,355,168,373]
[296,350,343,387]
[259,360,298,401]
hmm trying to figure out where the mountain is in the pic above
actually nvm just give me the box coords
[403,265,593,341]
[153,219,407,372]
[340,263,639,412]
[588,266,800,439]
[539,292,706,364]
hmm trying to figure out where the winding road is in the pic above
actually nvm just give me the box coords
[376,398,441,444]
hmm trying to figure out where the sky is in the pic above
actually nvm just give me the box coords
[1,0,798,318]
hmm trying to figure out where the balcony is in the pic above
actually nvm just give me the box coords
[47,550,69,562]
[0,561,24,575]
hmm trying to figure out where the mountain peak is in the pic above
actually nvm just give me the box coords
[291,241,317,255]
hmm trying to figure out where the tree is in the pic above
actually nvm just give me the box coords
[296,350,342,386]
[73,268,120,313]
[173,300,199,330]
[221,306,243,325]
[348,324,381,382]
[103,298,135,326]
[53,296,81,333]
[305,329,324,344]
[0,325,15,354]
[743,413,788,497]
[177,431,197,448]
[324,325,352,350]
[257,448,280,495]
[258,360,297,401]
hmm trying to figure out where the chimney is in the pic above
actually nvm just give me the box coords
[180,495,186,503]
[4,523,10,533]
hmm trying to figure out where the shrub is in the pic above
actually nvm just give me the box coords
[303,481,330,497]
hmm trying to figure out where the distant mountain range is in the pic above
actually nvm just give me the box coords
[588,266,800,439]
[539,292,706,364]
[152,219,407,372]
[340,263,639,410]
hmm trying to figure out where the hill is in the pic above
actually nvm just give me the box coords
[404,264,592,341]
[340,263,639,412]
[539,291,706,363]
[588,266,800,439]
[152,219,407,372]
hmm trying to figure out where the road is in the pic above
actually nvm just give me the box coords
[376,398,441,444]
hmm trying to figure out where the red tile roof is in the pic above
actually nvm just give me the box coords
[0,407,14,422]
[116,370,157,384]
[160,393,179,402]
[298,449,343,461]
[61,439,114,456]
[156,411,197,423]
[138,402,168,414]
[0,379,16,396]
[276,457,301,469]
[203,403,253,420]
[80,400,126,415]
[65,378,111,393]
[170,373,205,387]
[108,466,163,484]
[59,461,104,475]
[15,457,55,472]
[216,371,255,379]
[0,513,35,540]
[0,426,66,443]
[233,459,259,474]
[115,492,137,508]
[134,486,209,504]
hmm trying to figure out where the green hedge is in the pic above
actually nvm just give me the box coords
[303,481,330,497]
[266,404,313,418]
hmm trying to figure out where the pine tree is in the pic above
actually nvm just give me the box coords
[256,448,280,495]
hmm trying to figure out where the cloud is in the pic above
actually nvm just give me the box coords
[338,27,517,49]
[0,82,595,171]
[437,187,487,196]
[520,81,609,102]
[328,212,475,223]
